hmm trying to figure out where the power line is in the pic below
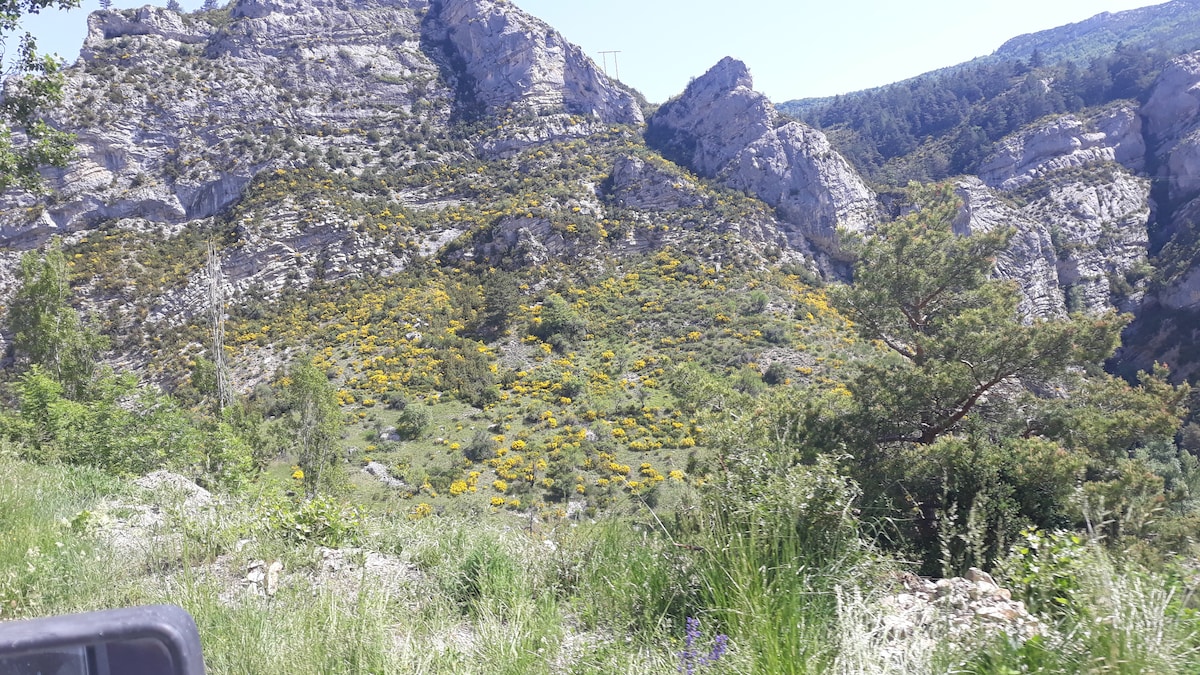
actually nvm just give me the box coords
[599,51,622,81]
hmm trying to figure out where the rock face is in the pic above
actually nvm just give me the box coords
[1142,49,1200,248]
[3,0,451,245]
[14,1,1200,385]
[1144,52,1200,211]
[0,0,667,321]
[606,155,706,212]
[1143,51,1200,146]
[647,57,879,257]
[1020,169,1151,314]
[1131,54,1200,310]
[954,166,1151,319]
[435,0,642,124]
[1,0,639,242]
[82,5,209,51]
[954,178,1066,318]
[978,105,1145,190]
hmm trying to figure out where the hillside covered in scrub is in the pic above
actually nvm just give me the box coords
[3,0,1200,672]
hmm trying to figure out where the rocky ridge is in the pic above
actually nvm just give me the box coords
[647,57,879,260]
[641,55,1155,318]
[436,0,642,125]
[0,3,687,325]
[977,104,1145,191]
[6,0,1200,379]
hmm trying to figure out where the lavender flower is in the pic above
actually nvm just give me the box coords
[678,616,728,673]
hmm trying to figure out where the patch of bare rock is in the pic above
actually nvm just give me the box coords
[884,568,1041,642]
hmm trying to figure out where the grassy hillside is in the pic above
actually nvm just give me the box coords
[3,445,1198,673]
[3,4,1200,670]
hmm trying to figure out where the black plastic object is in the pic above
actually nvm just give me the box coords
[0,605,205,675]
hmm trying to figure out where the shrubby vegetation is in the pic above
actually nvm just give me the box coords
[1,180,1197,671]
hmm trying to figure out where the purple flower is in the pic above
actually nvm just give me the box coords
[678,616,727,673]
[703,633,729,664]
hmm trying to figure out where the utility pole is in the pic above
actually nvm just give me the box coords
[599,51,621,81]
[207,240,232,412]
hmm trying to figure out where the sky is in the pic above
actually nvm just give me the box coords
[18,0,1173,103]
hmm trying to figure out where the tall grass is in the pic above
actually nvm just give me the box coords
[175,577,416,674]
[684,459,879,674]
[965,540,1200,674]
[0,454,135,618]
[4,454,1200,674]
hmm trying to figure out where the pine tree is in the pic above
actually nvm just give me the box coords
[831,183,1124,449]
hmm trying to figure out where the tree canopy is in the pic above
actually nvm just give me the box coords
[0,0,79,192]
[7,243,106,399]
[283,356,343,496]
[825,183,1190,572]
[831,183,1125,448]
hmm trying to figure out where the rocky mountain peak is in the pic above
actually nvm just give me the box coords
[692,56,754,95]
[435,0,643,124]
[647,57,878,261]
[647,57,775,177]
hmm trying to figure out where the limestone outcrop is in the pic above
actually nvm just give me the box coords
[11,0,1200,385]
[1142,51,1200,146]
[953,178,1066,318]
[436,0,643,124]
[978,105,1145,190]
[606,155,706,212]
[955,164,1152,319]
[1020,169,1151,314]
[647,57,879,256]
[1145,53,1200,206]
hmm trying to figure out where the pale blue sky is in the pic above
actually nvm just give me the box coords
[21,0,1170,103]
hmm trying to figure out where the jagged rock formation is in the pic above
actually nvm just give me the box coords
[954,178,1066,318]
[1029,172,1151,313]
[11,0,1200,385]
[1116,49,1200,379]
[1124,52,1200,314]
[434,0,642,125]
[0,0,675,323]
[0,0,452,246]
[978,105,1145,190]
[1144,51,1200,212]
[606,155,706,212]
[0,0,641,241]
[960,171,1151,319]
[647,57,879,258]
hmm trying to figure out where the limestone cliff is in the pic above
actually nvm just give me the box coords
[9,0,1200,385]
[647,57,879,258]
[953,178,1066,318]
[0,0,666,322]
[978,104,1145,190]
[434,0,643,125]
[966,106,1153,319]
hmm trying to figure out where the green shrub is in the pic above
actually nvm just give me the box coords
[263,493,364,548]
[394,404,430,441]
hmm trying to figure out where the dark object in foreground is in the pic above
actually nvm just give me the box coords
[0,605,205,675]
